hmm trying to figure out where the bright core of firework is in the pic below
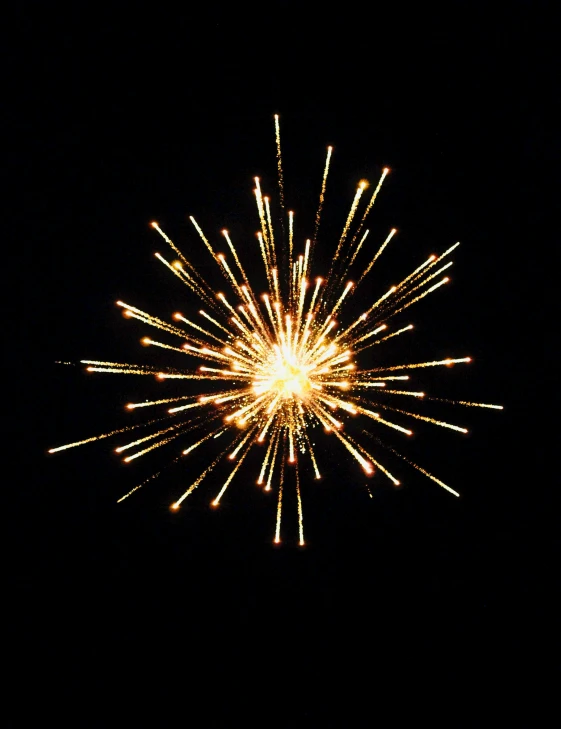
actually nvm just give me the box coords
[49,115,502,545]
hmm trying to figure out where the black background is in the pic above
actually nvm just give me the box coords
[8,3,556,726]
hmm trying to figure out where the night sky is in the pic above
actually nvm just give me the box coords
[9,4,556,727]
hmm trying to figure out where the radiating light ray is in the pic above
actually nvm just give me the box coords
[349,323,387,347]
[217,253,244,297]
[85,366,165,376]
[365,434,459,497]
[375,389,425,398]
[189,216,217,260]
[365,454,399,485]
[264,196,277,270]
[274,434,286,543]
[126,395,199,410]
[355,324,414,354]
[362,286,397,318]
[199,308,232,335]
[230,423,259,460]
[295,462,304,545]
[341,431,401,486]
[376,417,412,436]
[117,301,187,339]
[351,167,389,245]
[358,374,410,381]
[154,251,217,310]
[254,178,269,247]
[392,254,436,291]
[274,114,285,212]
[356,228,397,288]
[152,223,218,303]
[116,426,178,453]
[328,181,368,283]
[158,373,248,381]
[382,262,453,315]
[257,231,273,292]
[423,397,504,410]
[348,229,369,268]
[288,210,294,268]
[169,400,210,414]
[331,280,353,316]
[49,428,134,453]
[212,435,253,505]
[150,223,196,274]
[124,311,184,338]
[411,464,460,497]
[361,410,412,436]
[313,145,333,242]
[54,115,501,544]
[221,230,249,288]
[140,338,190,356]
[435,241,461,265]
[301,420,321,479]
[154,251,200,292]
[328,422,373,473]
[258,424,278,485]
[150,223,217,298]
[265,426,281,492]
[369,403,467,433]
[81,359,161,371]
[183,428,225,455]
[124,433,179,462]
[389,277,450,317]
[49,408,190,454]
[173,447,228,508]
[365,357,472,373]
[117,455,182,503]
[288,427,295,463]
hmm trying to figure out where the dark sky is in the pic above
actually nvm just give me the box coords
[9,4,556,726]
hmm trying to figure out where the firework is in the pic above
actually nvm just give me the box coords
[49,116,502,545]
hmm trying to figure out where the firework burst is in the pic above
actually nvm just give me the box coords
[49,115,502,545]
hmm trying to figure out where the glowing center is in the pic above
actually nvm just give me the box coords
[273,361,311,398]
